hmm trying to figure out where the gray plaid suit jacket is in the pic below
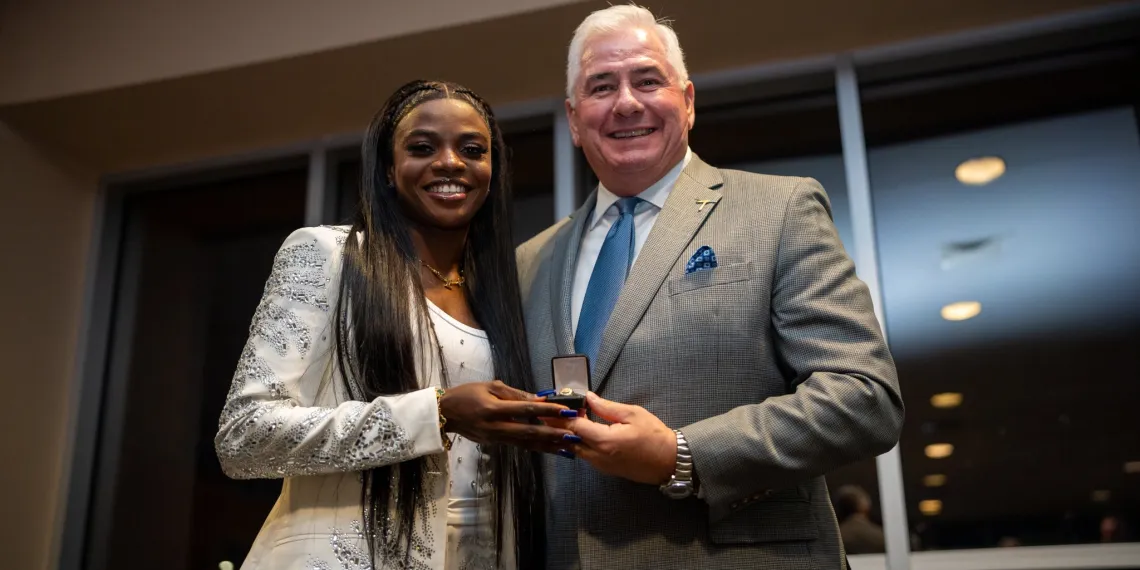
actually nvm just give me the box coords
[516,155,904,570]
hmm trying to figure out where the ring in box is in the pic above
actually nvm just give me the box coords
[546,354,589,410]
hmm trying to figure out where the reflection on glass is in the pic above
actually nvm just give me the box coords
[500,117,555,244]
[924,474,948,487]
[930,393,963,409]
[940,301,982,322]
[924,443,954,459]
[954,156,1006,186]
[920,499,943,516]
[868,49,1140,550]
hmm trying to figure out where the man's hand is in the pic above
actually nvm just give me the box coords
[567,392,677,485]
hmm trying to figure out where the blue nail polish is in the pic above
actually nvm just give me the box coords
[536,389,556,397]
[559,409,578,418]
[557,449,575,459]
[562,434,582,443]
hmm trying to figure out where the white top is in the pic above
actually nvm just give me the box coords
[426,299,496,570]
[571,147,693,335]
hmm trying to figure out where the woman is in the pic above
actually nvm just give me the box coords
[215,80,576,570]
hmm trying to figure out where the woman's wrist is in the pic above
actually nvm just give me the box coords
[435,387,452,450]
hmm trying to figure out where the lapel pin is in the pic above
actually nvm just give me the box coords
[696,199,716,212]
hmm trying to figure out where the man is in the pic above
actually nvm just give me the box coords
[834,485,887,554]
[516,5,904,569]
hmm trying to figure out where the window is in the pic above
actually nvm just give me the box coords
[501,115,556,244]
[87,161,308,569]
[862,32,1140,551]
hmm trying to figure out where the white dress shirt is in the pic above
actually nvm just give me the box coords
[571,147,693,336]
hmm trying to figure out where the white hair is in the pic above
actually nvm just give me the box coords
[565,4,689,103]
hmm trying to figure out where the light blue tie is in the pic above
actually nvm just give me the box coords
[575,197,641,369]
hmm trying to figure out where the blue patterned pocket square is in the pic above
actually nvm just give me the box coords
[685,246,719,274]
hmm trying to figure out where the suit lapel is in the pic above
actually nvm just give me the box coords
[550,194,596,356]
[591,156,724,393]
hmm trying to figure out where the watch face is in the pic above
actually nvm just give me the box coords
[663,481,693,499]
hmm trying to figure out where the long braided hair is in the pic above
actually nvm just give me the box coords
[332,80,544,568]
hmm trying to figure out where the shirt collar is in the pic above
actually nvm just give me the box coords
[590,147,692,230]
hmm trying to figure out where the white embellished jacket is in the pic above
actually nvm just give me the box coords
[215,225,459,570]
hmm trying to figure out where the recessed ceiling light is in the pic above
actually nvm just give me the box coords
[941,301,981,321]
[956,156,1006,185]
[1125,461,1140,474]
[1092,490,1111,503]
[931,393,963,409]
[919,499,943,515]
[924,474,947,487]
[925,443,954,459]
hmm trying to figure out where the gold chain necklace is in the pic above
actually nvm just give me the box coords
[421,261,465,290]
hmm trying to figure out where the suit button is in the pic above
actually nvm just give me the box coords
[764,489,774,498]
[731,502,741,510]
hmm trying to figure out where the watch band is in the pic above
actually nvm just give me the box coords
[659,429,695,499]
[673,429,693,483]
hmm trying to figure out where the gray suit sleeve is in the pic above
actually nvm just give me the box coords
[682,177,904,521]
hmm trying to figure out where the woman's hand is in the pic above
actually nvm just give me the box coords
[440,380,579,453]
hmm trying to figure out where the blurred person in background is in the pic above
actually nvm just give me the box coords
[834,485,886,554]
[1100,515,1135,543]
[997,536,1023,548]
[215,79,574,570]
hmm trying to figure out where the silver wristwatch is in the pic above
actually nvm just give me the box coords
[659,429,695,499]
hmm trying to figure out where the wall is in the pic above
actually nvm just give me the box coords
[1,0,1128,175]
[0,0,588,105]
[0,123,94,569]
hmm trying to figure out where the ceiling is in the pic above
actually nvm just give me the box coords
[0,0,1127,175]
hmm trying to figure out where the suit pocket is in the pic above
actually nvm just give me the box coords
[708,489,818,544]
[667,262,754,296]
